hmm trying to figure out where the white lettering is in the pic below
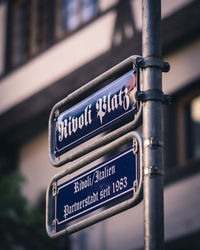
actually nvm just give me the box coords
[64,119,68,138]
[74,175,93,194]
[58,122,64,142]
[78,114,84,129]
[95,165,115,183]
[68,116,72,136]
[96,96,106,124]
[57,104,92,142]
[111,94,118,111]
[123,87,130,110]
[58,81,135,143]
[63,192,99,219]
[88,104,92,124]
[72,117,78,133]
[96,86,132,124]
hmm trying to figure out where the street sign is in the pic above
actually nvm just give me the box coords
[54,70,139,157]
[49,57,143,167]
[46,132,143,237]
[57,147,137,225]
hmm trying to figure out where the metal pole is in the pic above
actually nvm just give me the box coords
[142,0,164,249]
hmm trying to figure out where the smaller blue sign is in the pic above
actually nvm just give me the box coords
[54,147,139,231]
[54,70,139,157]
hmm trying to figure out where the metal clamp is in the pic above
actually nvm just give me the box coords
[135,90,171,105]
[137,57,170,72]
[144,137,163,149]
[144,166,163,177]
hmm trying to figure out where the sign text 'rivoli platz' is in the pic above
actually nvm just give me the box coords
[54,70,139,157]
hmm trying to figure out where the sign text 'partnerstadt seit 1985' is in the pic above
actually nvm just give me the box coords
[54,70,139,157]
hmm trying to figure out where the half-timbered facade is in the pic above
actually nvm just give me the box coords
[0,0,200,249]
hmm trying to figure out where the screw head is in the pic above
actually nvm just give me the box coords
[133,139,138,154]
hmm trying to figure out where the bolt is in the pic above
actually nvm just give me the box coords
[133,139,138,154]
[136,57,145,67]
[162,62,170,72]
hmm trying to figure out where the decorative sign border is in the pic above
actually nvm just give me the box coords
[46,131,143,238]
[54,71,138,157]
[55,147,138,228]
[49,56,143,167]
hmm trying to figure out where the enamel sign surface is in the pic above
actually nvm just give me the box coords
[46,132,143,237]
[53,70,139,157]
[56,147,138,226]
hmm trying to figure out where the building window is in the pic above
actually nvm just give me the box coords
[7,0,99,70]
[61,0,80,32]
[82,0,99,23]
[7,0,54,69]
[185,95,200,160]
[33,0,49,52]
[173,88,200,168]
[164,86,200,170]
[11,0,30,66]
[55,0,98,38]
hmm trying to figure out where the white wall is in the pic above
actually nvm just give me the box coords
[163,39,200,94]
[19,130,61,205]
[19,130,105,206]
[0,11,116,115]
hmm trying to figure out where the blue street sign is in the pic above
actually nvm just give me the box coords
[54,70,139,157]
[54,146,139,232]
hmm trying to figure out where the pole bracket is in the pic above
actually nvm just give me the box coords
[144,137,163,149]
[144,166,164,177]
[137,57,170,72]
[135,89,171,105]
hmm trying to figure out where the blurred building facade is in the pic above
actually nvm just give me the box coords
[0,0,200,249]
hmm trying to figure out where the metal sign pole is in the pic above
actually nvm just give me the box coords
[142,0,164,249]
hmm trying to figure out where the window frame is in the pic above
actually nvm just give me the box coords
[176,87,200,166]
[5,0,100,72]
